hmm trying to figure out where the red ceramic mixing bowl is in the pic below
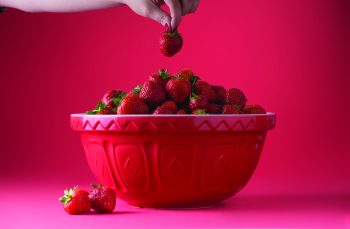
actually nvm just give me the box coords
[71,113,276,208]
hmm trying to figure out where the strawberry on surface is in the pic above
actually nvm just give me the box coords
[194,80,216,102]
[117,93,149,114]
[244,104,266,114]
[89,184,116,213]
[139,80,166,107]
[160,30,183,57]
[165,77,191,104]
[59,187,91,215]
[225,88,247,108]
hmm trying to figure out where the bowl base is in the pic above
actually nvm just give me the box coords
[126,200,222,209]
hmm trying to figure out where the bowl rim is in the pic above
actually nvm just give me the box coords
[71,112,275,118]
[70,112,276,132]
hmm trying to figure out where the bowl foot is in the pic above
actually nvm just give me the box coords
[127,201,222,209]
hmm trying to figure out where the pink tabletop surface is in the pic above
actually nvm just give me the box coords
[1,182,349,229]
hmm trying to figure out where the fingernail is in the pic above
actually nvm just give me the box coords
[164,23,169,32]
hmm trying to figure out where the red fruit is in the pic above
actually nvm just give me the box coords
[59,187,91,215]
[101,90,124,108]
[211,85,226,104]
[160,31,183,57]
[161,100,177,113]
[179,69,193,81]
[176,109,187,114]
[194,80,216,102]
[87,100,116,115]
[222,105,242,114]
[225,88,247,108]
[165,77,191,104]
[244,104,266,114]
[192,109,207,115]
[97,107,115,114]
[89,184,116,213]
[139,80,166,107]
[153,105,174,114]
[189,95,209,111]
[205,103,222,114]
[149,69,171,86]
[117,93,149,114]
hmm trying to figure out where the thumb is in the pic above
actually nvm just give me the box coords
[144,3,172,30]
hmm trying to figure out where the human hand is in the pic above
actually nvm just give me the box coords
[123,0,200,31]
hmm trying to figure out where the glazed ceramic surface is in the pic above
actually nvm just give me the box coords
[71,114,276,208]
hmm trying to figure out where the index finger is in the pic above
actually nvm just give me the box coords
[164,0,182,31]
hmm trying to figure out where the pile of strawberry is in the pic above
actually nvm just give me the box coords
[59,184,116,215]
[86,69,266,115]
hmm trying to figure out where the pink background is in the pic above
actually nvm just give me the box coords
[0,0,349,228]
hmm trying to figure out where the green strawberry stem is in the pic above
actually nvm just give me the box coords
[59,186,78,206]
[111,92,126,107]
[91,183,103,189]
[131,85,142,95]
[159,69,171,80]
[86,100,107,115]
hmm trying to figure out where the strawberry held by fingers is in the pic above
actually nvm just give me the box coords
[160,30,183,57]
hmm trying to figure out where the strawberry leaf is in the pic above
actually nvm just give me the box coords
[91,183,103,189]
[111,92,126,107]
[131,85,142,95]
[159,69,170,80]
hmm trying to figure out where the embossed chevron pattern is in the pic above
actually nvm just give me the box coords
[71,114,275,132]
[75,113,275,207]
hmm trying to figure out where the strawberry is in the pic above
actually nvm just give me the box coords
[139,80,166,107]
[189,94,209,111]
[225,88,247,108]
[179,69,193,81]
[205,103,222,114]
[117,93,149,114]
[149,69,171,86]
[59,186,91,215]
[192,109,207,115]
[176,109,187,114]
[161,100,177,113]
[194,80,216,102]
[101,90,125,108]
[211,85,226,104]
[153,105,174,114]
[86,101,116,115]
[89,184,116,213]
[165,77,191,104]
[222,105,242,114]
[244,104,266,114]
[160,30,183,57]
